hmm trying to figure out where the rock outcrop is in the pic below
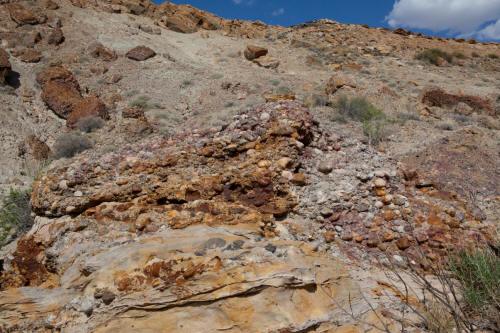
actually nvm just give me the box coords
[0,101,371,332]
[126,45,156,61]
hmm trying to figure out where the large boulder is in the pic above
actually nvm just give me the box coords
[0,48,11,85]
[66,97,108,128]
[37,66,82,118]
[126,46,156,61]
[420,87,493,115]
[8,3,40,25]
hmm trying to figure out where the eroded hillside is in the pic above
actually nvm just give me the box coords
[0,0,499,332]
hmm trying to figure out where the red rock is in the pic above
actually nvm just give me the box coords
[126,46,156,61]
[420,87,493,114]
[244,45,268,60]
[66,97,108,128]
[8,3,39,25]
[41,81,82,118]
[47,28,64,45]
[19,49,42,63]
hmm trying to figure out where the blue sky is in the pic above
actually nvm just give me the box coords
[161,0,500,41]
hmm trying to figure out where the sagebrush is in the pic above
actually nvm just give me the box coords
[0,188,34,247]
[52,133,92,159]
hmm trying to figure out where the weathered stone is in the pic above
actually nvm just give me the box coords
[19,49,42,63]
[253,55,280,69]
[41,81,82,118]
[66,97,108,128]
[318,160,333,174]
[8,3,39,25]
[47,28,64,45]
[396,238,411,250]
[292,173,307,186]
[325,74,356,95]
[244,45,268,60]
[90,43,117,61]
[126,46,156,61]
[0,48,11,85]
[27,134,51,160]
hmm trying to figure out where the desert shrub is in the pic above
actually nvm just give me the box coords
[305,94,329,108]
[437,120,456,131]
[449,247,500,311]
[362,119,389,145]
[52,133,92,159]
[334,95,384,122]
[129,95,151,109]
[269,79,281,86]
[0,188,34,247]
[211,73,224,79]
[488,53,499,60]
[471,52,480,58]
[415,48,453,65]
[275,86,292,95]
[452,51,467,59]
[224,101,235,108]
[123,89,139,97]
[77,116,105,133]
[22,158,50,181]
[181,80,193,88]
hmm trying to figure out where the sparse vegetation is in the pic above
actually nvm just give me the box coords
[52,133,92,159]
[123,89,139,97]
[224,101,235,108]
[415,48,453,65]
[77,116,105,133]
[449,247,500,312]
[211,73,224,79]
[22,158,50,182]
[275,85,292,95]
[362,119,389,145]
[471,52,480,58]
[0,188,34,247]
[129,95,156,109]
[181,79,193,88]
[305,94,329,108]
[452,51,466,59]
[487,53,499,60]
[269,79,281,86]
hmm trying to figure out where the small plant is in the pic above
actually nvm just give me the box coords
[181,80,193,88]
[224,101,235,108]
[129,95,151,109]
[269,79,281,86]
[71,68,84,75]
[363,119,389,145]
[452,51,466,59]
[0,188,34,247]
[471,52,480,58]
[52,133,92,159]
[275,86,293,95]
[22,158,50,182]
[437,120,456,131]
[415,48,453,65]
[488,53,499,60]
[227,52,239,58]
[123,89,140,97]
[305,94,329,108]
[77,116,105,133]
[334,95,384,122]
[211,73,224,79]
[449,247,500,311]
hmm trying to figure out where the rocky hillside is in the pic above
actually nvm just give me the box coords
[0,0,499,332]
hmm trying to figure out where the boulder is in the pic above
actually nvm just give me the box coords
[126,46,156,61]
[38,66,82,118]
[244,45,268,60]
[0,48,11,85]
[27,134,51,160]
[420,87,493,114]
[325,74,356,95]
[8,3,39,25]
[45,0,59,10]
[66,97,108,128]
[90,43,117,61]
[19,49,42,63]
[164,15,198,33]
[47,28,64,45]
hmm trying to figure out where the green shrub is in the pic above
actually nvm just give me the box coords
[52,133,92,159]
[415,49,453,65]
[0,188,34,247]
[334,95,384,122]
[77,116,105,133]
[224,101,235,108]
[362,119,389,145]
[275,86,293,95]
[181,80,193,88]
[452,51,467,59]
[471,52,480,58]
[488,54,499,60]
[269,79,281,86]
[449,247,500,311]
[129,95,151,109]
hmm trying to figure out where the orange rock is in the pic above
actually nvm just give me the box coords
[244,45,268,60]
[427,214,442,225]
[396,238,410,250]
[264,94,295,102]
[324,231,336,243]
[291,173,306,186]
[376,189,386,196]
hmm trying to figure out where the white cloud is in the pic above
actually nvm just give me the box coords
[272,8,284,16]
[386,0,500,40]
